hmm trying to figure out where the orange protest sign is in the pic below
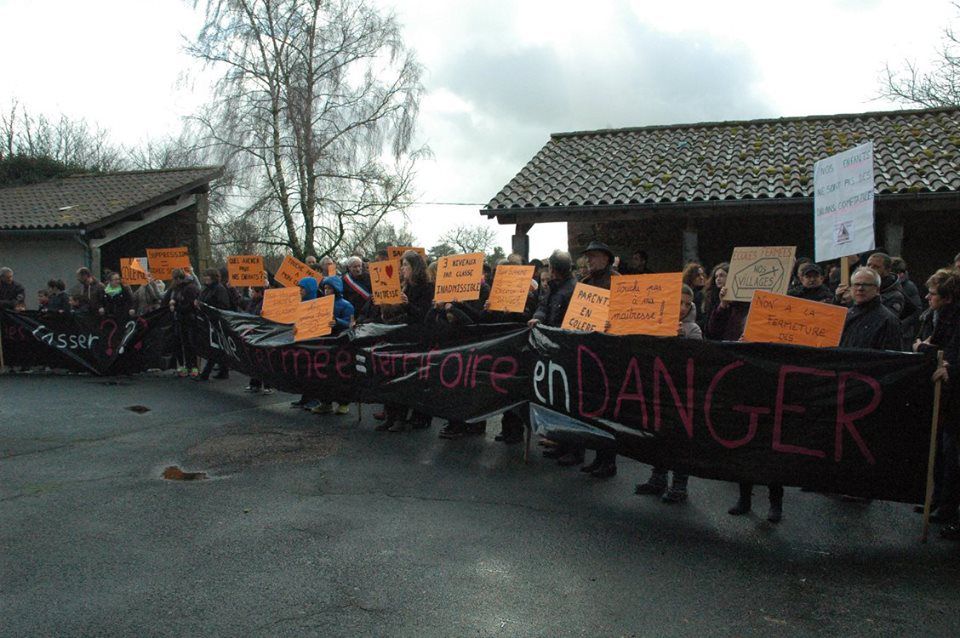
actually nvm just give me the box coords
[261,287,301,324]
[742,290,847,348]
[228,255,265,286]
[274,255,315,288]
[369,259,402,305]
[387,246,427,261]
[293,295,335,341]
[723,246,796,301]
[434,252,484,303]
[146,247,191,280]
[120,258,148,286]
[608,273,684,336]
[561,283,609,332]
[325,262,337,277]
[488,265,535,313]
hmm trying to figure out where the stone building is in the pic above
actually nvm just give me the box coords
[482,106,960,280]
[0,166,222,308]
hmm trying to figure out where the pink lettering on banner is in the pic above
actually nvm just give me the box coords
[489,356,518,394]
[835,371,881,465]
[652,357,695,438]
[577,345,609,418]
[614,357,649,428]
[772,365,832,459]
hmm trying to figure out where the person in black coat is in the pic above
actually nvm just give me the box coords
[45,279,70,314]
[787,262,834,303]
[839,268,902,351]
[529,251,576,328]
[915,269,960,537]
[163,268,201,377]
[377,250,434,432]
[0,267,25,310]
[98,272,135,318]
[197,268,233,380]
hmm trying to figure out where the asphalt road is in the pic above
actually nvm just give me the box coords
[2,372,959,637]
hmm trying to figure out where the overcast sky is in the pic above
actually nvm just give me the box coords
[0,0,955,257]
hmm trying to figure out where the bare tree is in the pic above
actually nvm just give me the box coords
[343,218,417,258]
[883,2,960,107]
[187,0,426,261]
[0,100,125,171]
[438,224,500,254]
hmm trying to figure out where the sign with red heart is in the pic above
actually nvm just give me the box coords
[369,259,402,305]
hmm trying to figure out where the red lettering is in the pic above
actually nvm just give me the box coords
[490,357,517,394]
[835,372,880,464]
[311,349,329,379]
[335,348,353,379]
[652,356,695,437]
[705,361,762,449]
[577,345,609,418]
[772,365,832,458]
[613,357,648,428]
[471,354,493,388]
[440,353,464,388]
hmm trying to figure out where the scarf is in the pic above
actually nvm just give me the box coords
[104,283,123,297]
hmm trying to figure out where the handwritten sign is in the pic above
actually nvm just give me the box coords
[387,246,427,261]
[261,287,301,324]
[293,295,335,341]
[434,252,484,303]
[561,283,609,332]
[369,259,402,305]
[228,255,265,287]
[488,265,535,313]
[274,255,315,288]
[146,247,191,280]
[120,258,148,286]
[814,142,875,262]
[742,290,846,348]
[723,246,796,302]
[608,273,683,336]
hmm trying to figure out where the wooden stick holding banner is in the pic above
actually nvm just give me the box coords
[922,350,945,543]
[840,255,851,287]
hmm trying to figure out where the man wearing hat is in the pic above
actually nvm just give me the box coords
[579,241,618,289]
[787,262,834,304]
[567,241,620,477]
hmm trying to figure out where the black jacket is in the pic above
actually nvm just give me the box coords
[839,297,902,350]
[878,274,906,318]
[787,284,834,304]
[342,272,372,314]
[378,279,433,325]
[199,281,232,311]
[163,280,200,320]
[46,291,70,314]
[0,279,26,309]
[533,275,576,327]
[99,286,134,317]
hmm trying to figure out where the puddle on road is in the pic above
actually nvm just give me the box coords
[126,405,151,414]
[162,466,208,481]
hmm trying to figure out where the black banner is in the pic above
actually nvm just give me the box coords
[2,307,939,503]
[1,309,172,375]
[529,327,936,503]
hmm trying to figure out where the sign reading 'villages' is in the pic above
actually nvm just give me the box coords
[608,273,683,336]
[434,253,484,303]
[723,246,796,302]
[561,283,609,332]
[369,259,402,305]
[814,141,876,262]
[487,265,535,313]
[742,291,847,348]
[146,247,191,280]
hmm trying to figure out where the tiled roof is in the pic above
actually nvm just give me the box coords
[483,107,960,213]
[0,166,223,230]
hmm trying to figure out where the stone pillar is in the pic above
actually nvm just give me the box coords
[883,220,903,257]
[682,219,699,264]
[512,222,534,263]
[194,191,211,271]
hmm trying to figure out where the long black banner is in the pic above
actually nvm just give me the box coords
[1,307,938,503]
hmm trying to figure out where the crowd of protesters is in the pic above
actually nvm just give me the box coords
[4,243,960,540]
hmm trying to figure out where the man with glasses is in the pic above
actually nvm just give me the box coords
[839,267,902,350]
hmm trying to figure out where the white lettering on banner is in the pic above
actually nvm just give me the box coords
[533,359,570,412]
[31,326,100,350]
[814,142,875,262]
[207,320,239,358]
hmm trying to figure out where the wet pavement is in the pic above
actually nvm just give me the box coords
[2,372,959,637]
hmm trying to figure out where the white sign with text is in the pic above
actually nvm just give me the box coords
[813,142,875,262]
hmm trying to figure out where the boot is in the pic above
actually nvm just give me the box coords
[591,461,617,479]
[580,453,603,473]
[557,449,585,467]
[767,485,784,523]
[728,483,752,516]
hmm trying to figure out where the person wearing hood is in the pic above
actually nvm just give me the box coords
[163,268,201,378]
[310,275,357,417]
[197,268,233,381]
[293,275,323,410]
[787,262,834,304]
[636,285,702,504]
[134,272,165,315]
[835,252,906,317]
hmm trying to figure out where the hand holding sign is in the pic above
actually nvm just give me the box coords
[742,290,846,348]
[434,252,484,304]
[608,273,683,336]
[723,246,796,301]
[561,283,609,332]
[293,295,335,341]
[369,259,402,305]
[488,265,535,313]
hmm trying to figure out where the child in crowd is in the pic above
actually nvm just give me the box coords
[311,276,355,416]
[37,289,49,312]
[244,286,273,395]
